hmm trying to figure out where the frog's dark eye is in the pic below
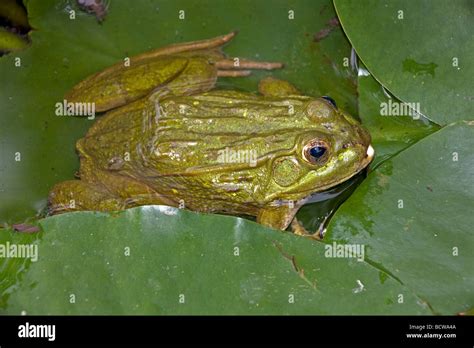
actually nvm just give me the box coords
[303,141,329,165]
[322,96,337,109]
[310,146,326,160]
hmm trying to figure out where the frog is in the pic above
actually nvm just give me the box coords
[48,32,374,235]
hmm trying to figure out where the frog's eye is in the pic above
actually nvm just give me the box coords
[309,146,326,159]
[322,96,337,109]
[303,141,329,165]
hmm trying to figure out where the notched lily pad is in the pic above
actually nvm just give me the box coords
[357,67,439,167]
[1,206,431,314]
[327,121,474,314]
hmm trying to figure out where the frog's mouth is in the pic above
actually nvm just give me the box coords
[325,143,375,189]
[319,143,375,192]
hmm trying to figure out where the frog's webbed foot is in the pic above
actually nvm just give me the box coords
[180,31,284,76]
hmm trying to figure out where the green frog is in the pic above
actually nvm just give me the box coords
[48,32,374,234]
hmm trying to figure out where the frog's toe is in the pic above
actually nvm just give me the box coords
[216,58,283,71]
[215,58,283,78]
[158,31,237,56]
[217,70,252,77]
[215,58,283,77]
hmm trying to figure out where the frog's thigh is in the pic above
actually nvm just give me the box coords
[257,205,298,231]
[258,77,301,97]
[95,170,177,208]
[48,180,123,214]
[153,57,218,98]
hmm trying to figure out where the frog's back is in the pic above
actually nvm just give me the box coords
[79,90,314,176]
[76,90,317,210]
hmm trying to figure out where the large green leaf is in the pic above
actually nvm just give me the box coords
[0,0,357,223]
[326,121,474,314]
[357,68,439,168]
[1,206,432,314]
[334,0,474,125]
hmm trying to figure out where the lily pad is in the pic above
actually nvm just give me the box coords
[334,0,474,125]
[0,0,357,223]
[357,66,439,168]
[1,206,431,314]
[326,121,474,314]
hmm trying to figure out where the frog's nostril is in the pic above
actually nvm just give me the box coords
[321,96,337,108]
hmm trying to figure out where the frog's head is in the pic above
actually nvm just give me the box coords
[266,96,373,201]
[142,91,373,207]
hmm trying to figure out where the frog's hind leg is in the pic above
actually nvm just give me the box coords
[149,54,284,98]
[66,32,240,112]
[48,176,176,215]
[140,31,283,73]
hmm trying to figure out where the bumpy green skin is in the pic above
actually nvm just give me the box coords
[49,37,372,230]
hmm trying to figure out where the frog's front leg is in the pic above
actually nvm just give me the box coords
[257,204,301,231]
[290,218,324,240]
[257,200,325,239]
[257,205,324,239]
